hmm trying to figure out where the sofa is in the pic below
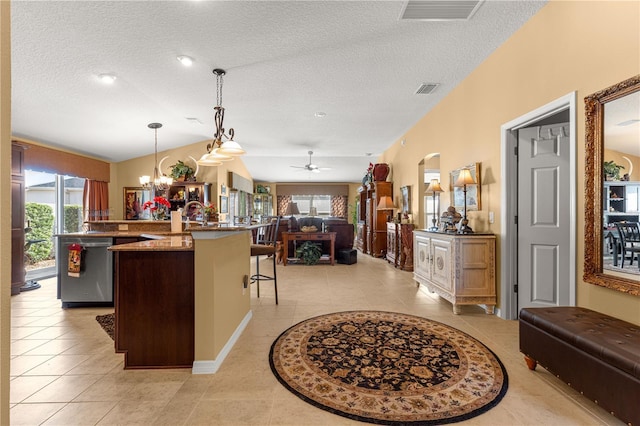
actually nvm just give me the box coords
[519,306,640,426]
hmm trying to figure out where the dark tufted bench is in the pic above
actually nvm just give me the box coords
[519,307,640,426]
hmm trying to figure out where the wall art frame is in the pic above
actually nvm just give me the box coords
[400,185,411,214]
[220,195,229,214]
[123,187,151,220]
[450,162,481,211]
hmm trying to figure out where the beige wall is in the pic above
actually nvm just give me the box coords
[1,1,10,422]
[604,149,640,182]
[112,139,252,221]
[379,1,640,324]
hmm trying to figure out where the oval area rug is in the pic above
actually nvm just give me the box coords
[269,311,508,425]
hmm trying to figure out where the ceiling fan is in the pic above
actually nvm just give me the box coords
[290,151,331,173]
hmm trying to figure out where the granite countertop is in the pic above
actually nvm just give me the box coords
[56,231,190,237]
[58,223,265,252]
[109,235,194,252]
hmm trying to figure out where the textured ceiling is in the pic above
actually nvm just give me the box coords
[10,0,546,183]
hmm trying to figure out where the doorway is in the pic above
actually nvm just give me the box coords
[24,170,84,286]
[499,93,577,319]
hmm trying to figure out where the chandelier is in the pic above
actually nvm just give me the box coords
[198,68,245,166]
[139,122,173,191]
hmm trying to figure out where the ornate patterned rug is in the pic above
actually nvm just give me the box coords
[96,313,115,340]
[269,311,508,425]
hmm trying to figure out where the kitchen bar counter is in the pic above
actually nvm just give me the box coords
[107,227,252,372]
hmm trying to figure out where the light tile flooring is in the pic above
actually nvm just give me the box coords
[10,255,624,425]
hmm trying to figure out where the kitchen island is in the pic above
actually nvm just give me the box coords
[107,228,252,373]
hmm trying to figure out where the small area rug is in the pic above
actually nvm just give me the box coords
[96,313,115,340]
[269,311,508,425]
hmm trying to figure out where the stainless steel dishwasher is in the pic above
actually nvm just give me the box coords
[58,236,114,308]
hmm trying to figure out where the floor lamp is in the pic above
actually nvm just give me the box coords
[454,168,476,234]
[425,179,443,232]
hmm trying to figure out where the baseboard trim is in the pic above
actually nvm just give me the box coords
[191,310,253,375]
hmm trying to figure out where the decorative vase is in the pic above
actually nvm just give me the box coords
[152,207,167,221]
[373,163,390,181]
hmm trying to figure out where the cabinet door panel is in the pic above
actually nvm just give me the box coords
[414,236,430,280]
[431,238,451,290]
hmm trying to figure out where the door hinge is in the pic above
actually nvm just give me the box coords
[514,215,518,225]
[514,284,518,293]
[514,146,518,156]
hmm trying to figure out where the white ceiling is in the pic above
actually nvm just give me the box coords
[10,0,546,183]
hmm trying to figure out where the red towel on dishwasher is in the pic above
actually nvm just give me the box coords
[67,243,83,277]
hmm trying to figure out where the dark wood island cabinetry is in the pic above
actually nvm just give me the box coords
[113,240,194,369]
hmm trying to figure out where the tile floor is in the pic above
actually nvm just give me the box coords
[9,254,624,425]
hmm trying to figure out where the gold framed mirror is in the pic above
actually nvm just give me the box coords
[584,75,640,295]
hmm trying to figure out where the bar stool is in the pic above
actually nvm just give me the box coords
[250,216,281,304]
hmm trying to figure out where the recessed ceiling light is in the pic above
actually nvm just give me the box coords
[177,55,194,67]
[314,112,326,118]
[98,73,116,84]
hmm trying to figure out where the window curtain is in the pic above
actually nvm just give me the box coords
[83,180,109,221]
[331,195,348,218]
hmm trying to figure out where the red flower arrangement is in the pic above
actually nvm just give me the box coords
[203,203,217,215]
[367,162,374,174]
[143,196,171,212]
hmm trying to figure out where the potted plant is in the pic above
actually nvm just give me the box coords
[295,241,323,265]
[603,160,625,181]
[169,160,196,182]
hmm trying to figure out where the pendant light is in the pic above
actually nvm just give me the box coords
[139,122,173,190]
[198,68,245,166]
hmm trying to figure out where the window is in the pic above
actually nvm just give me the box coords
[291,195,331,216]
[424,169,441,227]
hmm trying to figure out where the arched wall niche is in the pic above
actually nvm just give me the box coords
[418,153,440,229]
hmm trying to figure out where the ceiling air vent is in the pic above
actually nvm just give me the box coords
[415,83,440,95]
[400,1,483,21]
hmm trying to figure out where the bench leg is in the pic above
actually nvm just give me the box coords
[524,355,537,371]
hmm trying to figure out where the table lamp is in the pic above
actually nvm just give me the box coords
[454,168,476,234]
[285,202,300,231]
[377,195,396,222]
[425,179,444,231]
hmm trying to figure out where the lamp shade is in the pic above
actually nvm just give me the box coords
[425,179,444,194]
[216,140,246,156]
[285,202,300,215]
[196,153,223,166]
[454,168,476,187]
[377,195,396,210]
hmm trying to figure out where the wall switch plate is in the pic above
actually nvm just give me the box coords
[489,212,494,224]
[118,224,129,231]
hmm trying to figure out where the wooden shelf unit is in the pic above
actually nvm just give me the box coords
[356,181,392,257]
[11,142,26,295]
[165,182,210,219]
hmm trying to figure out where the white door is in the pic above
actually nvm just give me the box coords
[517,123,571,309]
